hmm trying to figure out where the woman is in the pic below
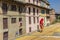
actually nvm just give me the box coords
[40,18,44,32]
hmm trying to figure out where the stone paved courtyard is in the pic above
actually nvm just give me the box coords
[16,23,60,40]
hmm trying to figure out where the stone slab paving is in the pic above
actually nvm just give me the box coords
[16,23,60,40]
[52,32,60,36]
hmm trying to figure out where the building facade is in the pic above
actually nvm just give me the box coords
[49,9,56,24]
[55,13,60,22]
[0,0,54,40]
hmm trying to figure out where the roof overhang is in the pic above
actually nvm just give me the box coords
[25,3,50,10]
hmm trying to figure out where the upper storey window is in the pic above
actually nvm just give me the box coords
[18,6,23,13]
[29,7,31,14]
[33,0,35,4]
[2,3,8,11]
[3,18,8,29]
[11,5,17,11]
[41,10,45,14]
[2,3,8,14]
[46,10,49,14]
[19,18,22,22]
[36,0,38,4]
[29,17,31,24]
[33,8,35,15]
[18,6,26,13]
[40,2,45,7]
[37,9,38,15]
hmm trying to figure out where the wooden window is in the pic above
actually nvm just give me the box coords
[19,18,22,27]
[36,0,38,4]
[29,17,31,24]
[33,17,35,23]
[19,18,22,22]
[41,10,45,14]
[33,0,35,4]
[11,5,16,11]
[33,8,35,15]
[11,18,16,23]
[18,6,22,13]
[23,7,26,13]
[29,27,31,32]
[19,29,22,35]
[37,9,38,15]
[3,32,8,40]
[3,18,8,29]
[46,16,50,19]
[29,7,31,14]
[37,17,39,23]
[41,2,45,7]
[2,3,8,14]
[46,10,49,14]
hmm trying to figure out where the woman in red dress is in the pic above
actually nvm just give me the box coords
[40,18,44,32]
